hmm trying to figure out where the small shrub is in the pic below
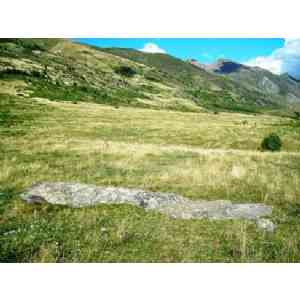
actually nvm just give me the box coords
[79,85,89,92]
[115,66,136,78]
[294,111,300,120]
[287,203,300,217]
[261,133,282,152]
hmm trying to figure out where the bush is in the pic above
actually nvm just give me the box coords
[261,133,282,151]
[115,66,136,77]
[294,111,300,120]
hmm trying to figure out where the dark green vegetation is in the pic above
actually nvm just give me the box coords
[261,133,282,152]
[0,38,61,58]
[114,65,137,77]
[1,39,300,262]
[294,111,300,120]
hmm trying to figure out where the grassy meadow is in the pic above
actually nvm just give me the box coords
[1,95,300,262]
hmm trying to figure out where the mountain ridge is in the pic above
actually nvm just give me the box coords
[187,57,300,108]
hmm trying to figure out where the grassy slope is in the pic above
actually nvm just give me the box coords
[1,96,300,262]
[1,38,295,114]
[99,47,290,113]
[0,39,203,112]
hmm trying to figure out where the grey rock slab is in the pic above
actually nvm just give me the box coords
[21,182,274,226]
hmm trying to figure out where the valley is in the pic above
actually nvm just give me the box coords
[1,39,300,262]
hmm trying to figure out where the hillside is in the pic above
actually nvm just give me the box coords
[189,58,300,109]
[0,38,202,112]
[100,47,284,113]
[1,38,299,115]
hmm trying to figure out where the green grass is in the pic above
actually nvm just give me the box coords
[2,200,299,263]
[0,93,56,136]
[30,79,177,110]
[1,97,300,262]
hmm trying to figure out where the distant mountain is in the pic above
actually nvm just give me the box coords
[188,58,300,107]
[189,58,246,74]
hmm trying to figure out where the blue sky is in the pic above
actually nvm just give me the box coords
[75,38,300,78]
[75,38,284,64]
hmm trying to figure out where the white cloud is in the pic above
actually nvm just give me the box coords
[245,38,300,79]
[246,56,282,74]
[139,43,166,54]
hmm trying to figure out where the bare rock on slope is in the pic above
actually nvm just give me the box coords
[21,182,275,230]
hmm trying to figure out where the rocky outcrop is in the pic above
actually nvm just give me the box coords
[21,182,276,231]
[258,76,280,94]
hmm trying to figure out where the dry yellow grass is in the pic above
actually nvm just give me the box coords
[1,98,300,262]
[2,99,300,203]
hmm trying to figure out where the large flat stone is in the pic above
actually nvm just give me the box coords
[21,182,274,225]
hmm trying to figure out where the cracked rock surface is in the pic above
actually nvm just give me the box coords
[21,182,274,227]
